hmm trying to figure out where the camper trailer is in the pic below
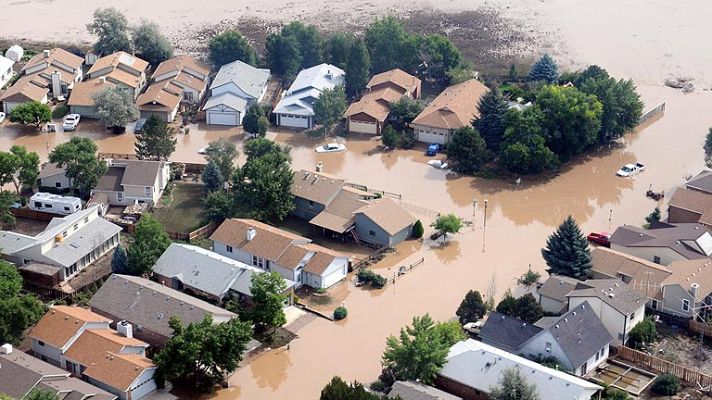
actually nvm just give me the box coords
[29,192,82,215]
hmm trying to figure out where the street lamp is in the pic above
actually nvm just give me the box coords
[609,209,613,230]
[482,199,489,253]
[472,199,477,231]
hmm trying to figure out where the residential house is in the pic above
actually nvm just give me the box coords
[0,206,121,293]
[609,221,712,265]
[203,60,270,126]
[478,311,543,354]
[436,340,602,400]
[37,162,71,190]
[0,346,116,400]
[353,198,416,247]
[89,274,237,348]
[0,55,15,88]
[151,55,211,106]
[67,78,115,118]
[152,243,295,303]
[652,258,712,318]
[537,275,579,314]
[388,381,461,400]
[210,218,349,289]
[668,185,712,228]
[685,169,712,195]
[344,68,421,135]
[86,52,148,100]
[0,48,83,113]
[411,79,489,145]
[90,159,171,206]
[136,79,183,122]
[273,63,345,129]
[28,306,156,400]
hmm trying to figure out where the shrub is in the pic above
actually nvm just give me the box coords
[603,387,630,400]
[627,316,657,349]
[652,374,680,396]
[370,380,386,392]
[412,220,424,239]
[357,269,387,288]
[334,306,348,320]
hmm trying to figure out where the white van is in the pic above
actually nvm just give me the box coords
[29,192,82,215]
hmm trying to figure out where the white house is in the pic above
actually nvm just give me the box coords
[203,60,270,126]
[210,218,349,289]
[37,162,72,190]
[91,159,171,206]
[273,63,345,129]
[0,55,15,88]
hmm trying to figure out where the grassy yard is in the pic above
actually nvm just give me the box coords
[152,182,206,234]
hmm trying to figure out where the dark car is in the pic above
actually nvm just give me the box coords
[133,118,147,134]
[426,143,441,156]
[587,232,611,247]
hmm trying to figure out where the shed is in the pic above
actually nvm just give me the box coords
[5,45,24,62]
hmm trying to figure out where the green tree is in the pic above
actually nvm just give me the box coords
[645,207,661,224]
[333,306,348,320]
[705,128,712,166]
[473,89,509,152]
[604,387,631,400]
[495,291,517,316]
[512,293,544,323]
[518,269,541,287]
[243,138,291,160]
[281,22,323,69]
[203,190,233,223]
[431,213,462,240]
[412,220,424,239]
[345,39,370,97]
[93,86,139,130]
[324,33,355,69]
[127,215,171,276]
[9,145,39,193]
[208,30,257,67]
[202,161,223,192]
[313,86,347,133]
[135,115,177,161]
[0,293,45,345]
[8,101,51,129]
[365,16,418,74]
[490,368,539,400]
[418,34,463,83]
[528,53,558,83]
[257,116,269,137]
[541,215,592,279]
[627,316,657,349]
[0,259,22,299]
[265,33,302,81]
[381,124,400,150]
[456,290,487,323]
[0,151,19,190]
[447,126,491,174]
[132,21,173,65]
[499,107,558,174]
[508,63,518,82]
[111,244,129,274]
[0,192,18,228]
[249,272,287,334]
[25,388,58,400]
[389,97,423,130]
[243,105,266,137]
[320,377,383,400]
[204,140,238,184]
[49,137,108,196]
[652,374,680,396]
[86,7,132,54]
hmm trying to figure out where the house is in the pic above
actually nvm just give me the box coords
[0,345,116,400]
[354,198,416,247]
[89,274,237,348]
[436,340,602,400]
[609,221,712,265]
[86,52,148,100]
[203,60,270,126]
[0,75,50,113]
[344,68,421,135]
[28,306,157,400]
[651,258,712,318]
[478,311,543,354]
[537,275,579,314]
[411,79,489,145]
[37,162,71,190]
[685,169,712,195]
[273,63,345,129]
[210,218,349,289]
[136,79,183,122]
[0,205,121,291]
[0,55,15,88]
[388,381,461,400]
[151,55,211,105]
[90,159,171,206]
[67,78,115,118]
[152,243,295,303]
[667,187,712,227]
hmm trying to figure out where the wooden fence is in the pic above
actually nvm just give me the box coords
[638,102,666,125]
[689,319,712,338]
[167,221,217,242]
[11,208,59,221]
[614,345,712,388]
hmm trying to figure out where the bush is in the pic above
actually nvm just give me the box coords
[334,306,348,320]
[627,316,657,350]
[603,387,630,400]
[369,380,386,392]
[357,269,387,288]
[412,220,424,239]
[52,102,69,118]
[652,374,680,395]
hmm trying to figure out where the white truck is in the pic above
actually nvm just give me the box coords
[29,192,82,215]
[616,162,645,177]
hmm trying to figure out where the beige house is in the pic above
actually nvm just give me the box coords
[90,159,171,207]
[67,78,115,118]
[86,52,148,100]
[151,55,211,105]
[136,80,182,122]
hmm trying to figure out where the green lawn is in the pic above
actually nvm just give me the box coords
[152,182,206,233]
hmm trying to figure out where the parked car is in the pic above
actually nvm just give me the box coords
[62,114,81,131]
[616,162,645,177]
[0,112,6,123]
[427,159,449,170]
[463,321,484,335]
[133,118,147,134]
[315,143,346,153]
[426,143,441,156]
[198,147,208,155]
[587,232,611,247]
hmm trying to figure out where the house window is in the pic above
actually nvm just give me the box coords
[118,192,124,201]
[45,203,52,208]
[184,92,194,101]
[630,312,635,321]
[600,348,605,358]
[226,245,233,253]
[252,255,265,269]
[653,256,661,264]
[84,217,89,223]
[145,187,151,196]
[55,182,61,188]
[651,299,659,310]
[73,223,79,230]
[581,362,588,375]
[62,231,67,238]
[34,201,42,208]
[682,299,691,312]
[369,230,376,237]
[64,206,70,211]
[38,341,45,347]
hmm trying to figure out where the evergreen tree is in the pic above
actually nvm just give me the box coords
[208,30,257,67]
[473,89,509,152]
[447,126,491,174]
[704,128,712,166]
[495,291,517,316]
[204,140,238,184]
[345,39,370,97]
[203,190,233,223]
[111,244,129,274]
[490,368,539,400]
[135,115,177,161]
[265,33,302,81]
[456,290,486,323]
[528,53,559,83]
[412,220,424,239]
[541,215,592,279]
[324,32,354,69]
[132,21,173,65]
[202,161,223,192]
[127,215,172,276]
[645,207,661,224]
[243,105,265,137]
[320,377,383,400]
[257,116,269,137]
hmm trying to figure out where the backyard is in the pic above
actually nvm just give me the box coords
[151,182,206,234]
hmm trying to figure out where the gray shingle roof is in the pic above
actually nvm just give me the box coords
[479,312,542,351]
[389,381,461,400]
[95,167,125,192]
[538,275,581,303]
[686,169,712,194]
[203,92,248,112]
[273,63,345,116]
[40,217,122,267]
[610,222,712,260]
[209,60,270,100]
[567,279,646,315]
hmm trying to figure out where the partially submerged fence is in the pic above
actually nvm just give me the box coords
[614,345,712,388]
[638,102,666,126]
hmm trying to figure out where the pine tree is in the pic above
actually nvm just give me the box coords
[412,220,424,239]
[456,290,486,323]
[111,244,128,274]
[345,39,370,98]
[135,115,177,161]
[202,161,223,192]
[528,53,559,83]
[541,215,592,279]
[473,89,509,152]
[645,207,661,224]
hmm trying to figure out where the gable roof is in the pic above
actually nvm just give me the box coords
[152,55,210,81]
[610,222,712,260]
[38,162,66,179]
[95,160,164,191]
[355,197,416,235]
[669,187,712,225]
[24,48,83,72]
[210,218,308,261]
[203,92,248,112]
[67,79,115,107]
[0,74,48,103]
[367,68,421,94]
[29,306,111,349]
[479,312,542,350]
[686,169,712,194]
[345,69,420,121]
[538,275,581,303]
[273,63,345,115]
[411,79,488,130]
[136,80,182,111]
[590,247,672,299]
[388,381,461,400]
[291,169,346,205]
[309,188,371,233]
[566,279,647,315]
[88,52,148,77]
[209,60,270,100]
[663,258,712,301]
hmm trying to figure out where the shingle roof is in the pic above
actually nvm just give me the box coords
[152,55,210,82]
[310,187,370,233]
[590,247,672,299]
[367,69,420,94]
[0,74,48,103]
[610,222,712,260]
[117,160,163,186]
[479,312,542,351]
[355,197,416,236]
[67,79,116,107]
[137,80,182,111]
[303,251,337,275]
[203,92,248,112]
[411,79,488,130]
[567,279,647,315]
[663,258,712,302]
[95,166,125,192]
[209,60,270,100]
[40,217,122,267]
[686,169,712,194]
[38,162,66,179]
[388,381,461,400]
[273,63,345,115]
[669,187,712,224]
[291,169,345,205]
[87,52,148,77]
[81,351,155,392]
[538,275,581,303]
[29,306,112,349]
[210,218,308,262]
[64,329,147,367]
[24,48,83,72]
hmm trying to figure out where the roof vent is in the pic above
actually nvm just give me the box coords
[572,311,576,316]
[246,227,257,241]
[554,324,559,329]
[609,293,615,299]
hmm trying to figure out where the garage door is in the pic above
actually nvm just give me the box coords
[349,119,378,134]
[140,110,169,122]
[207,111,239,126]
[417,129,447,145]
[279,114,310,128]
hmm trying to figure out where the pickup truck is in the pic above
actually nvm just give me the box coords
[616,162,645,177]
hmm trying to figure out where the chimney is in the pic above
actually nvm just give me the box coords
[1,344,12,354]
[43,49,50,58]
[325,70,333,79]
[246,227,256,241]
[51,70,62,97]
[690,282,700,299]
[117,320,133,339]
[315,162,323,172]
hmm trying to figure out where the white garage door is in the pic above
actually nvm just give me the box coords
[207,111,239,126]
[349,119,378,134]
[279,114,310,128]
[417,129,447,145]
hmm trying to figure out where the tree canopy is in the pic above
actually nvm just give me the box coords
[127,214,172,276]
[25,388,59,400]
[8,102,51,129]
[432,213,462,240]
[474,89,509,152]
[490,367,540,400]
[496,292,543,324]
[111,244,129,274]
[132,20,173,65]
[243,105,267,137]
[528,54,558,83]
[93,86,139,129]
[456,290,487,324]
[365,16,418,74]
[135,115,177,161]
[202,161,223,192]
[87,8,132,54]
[447,126,491,174]
[418,34,463,83]
[389,97,423,130]
[49,137,108,196]
[0,260,22,300]
[0,145,40,194]
[345,39,371,97]
[248,272,288,334]
[313,86,347,131]
[320,377,384,400]
[541,215,592,279]
[209,30,257,67]
[204,140,239,185]
[499,107,559,174]
[0,262,45,345]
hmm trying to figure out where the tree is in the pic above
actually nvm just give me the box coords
[86,7,131,55]
[604,388,631,400]
[155,315,253,390]
[474,89,509,152]
[528,53,558,83]
[495,291,517,316]
[345,39,370,97]
[282,22,324,69]
[0,151,18,190]
[456,290,486,323]
[127,215,171,276]
[495,293,543,323]
[208,30,257,67]
[8,101,51,129]
[93,86,139,130]
[518,269,541,287]
[382,314,465,384]
[320,377,382,400]
[389,97,423,130]
[0,260,22,300]
[132,21,173,65]
[431,213,462,240]
[9,145,40,193]
[257,116,269,137]
[264,33,302,81]
[418,34,463,83]
[412,220,424,239]
[243,105,266,137]
[313,86,347,133]
[25,388,58,400]
[365,16,418,74]
[652,374,680,396]
[202,161,223,192]
[508,63,518,82]
[627,316,657,349]
[49,137,108,196]
[541,215,592,279]
[204,140,238,184]
[324,33,355,69]
[0,192,18,228]
[0,289,45,345]
[499,107,559,174]
[110,244,129,274]
[203,190,233,223]
[333,306,348,320]
[645,207,661,224]
[490,368,539,400]
[705,128,712,166]
[447,126,491,174]
[135,115,177,161]
[249,272,287,334]
[243,138,291,160]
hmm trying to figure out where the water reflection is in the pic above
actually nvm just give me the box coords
[250,349,291,391]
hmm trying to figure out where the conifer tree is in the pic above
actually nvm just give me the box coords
[528,53,559,83]
[541,215,592,279]
[473,89,509,152]
[202,161,223,192]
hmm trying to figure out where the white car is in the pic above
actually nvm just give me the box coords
[427,159,449,170]
[0,112,5,123]
[62,114,81,131]
[315,143,346,153]
[616,162,645,177]
[198,147,208,155]
[463,321,484,334]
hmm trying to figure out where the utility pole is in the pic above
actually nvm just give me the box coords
[482,199,488,253]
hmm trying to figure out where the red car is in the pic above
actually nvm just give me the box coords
[587,232,611,247]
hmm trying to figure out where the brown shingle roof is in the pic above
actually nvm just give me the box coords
[291,169,345,205]
[308,188,370,233]
[276,245,310,270]
[81,351,154,392]
[0,75,48,103]
[411,79,488,130]
[686,170,712,194]
[669,187,712,224]
[210,219,308,261]
[87,52,148,77]
[355,198,416,236]
[344,86,406,121]
[137,80,182,111]
[24,48,83,72]
[64,329,147,368]
[152,55,210,81]
[29,306,111,349]
[103,68,143,88]
[303,251,336,275]
[367,68,421,94]
[67,79,114,107]
[117,160,163,186]
[663,258,712,302]
[590,247,672,300]
[95,167,125,192]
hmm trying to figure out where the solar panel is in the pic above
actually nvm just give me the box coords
[696,232,712,256]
